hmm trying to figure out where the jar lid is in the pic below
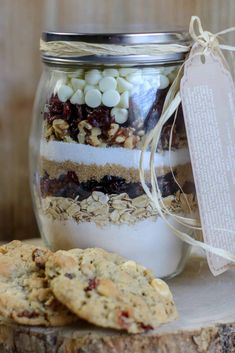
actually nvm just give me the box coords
[41,31,191,65]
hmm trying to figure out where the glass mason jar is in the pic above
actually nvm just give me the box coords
[30,31,197,278]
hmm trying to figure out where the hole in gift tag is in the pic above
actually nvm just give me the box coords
[200,54,206,64]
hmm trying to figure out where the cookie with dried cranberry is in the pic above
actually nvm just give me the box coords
[0,241,76,326]
[46,248,177,333]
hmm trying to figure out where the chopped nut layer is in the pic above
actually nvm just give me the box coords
[43,94,188,151]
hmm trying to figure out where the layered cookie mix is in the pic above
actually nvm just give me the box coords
[36,66,197,277]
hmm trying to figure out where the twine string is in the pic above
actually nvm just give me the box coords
[40,39,190,57]
[139,16,235,263]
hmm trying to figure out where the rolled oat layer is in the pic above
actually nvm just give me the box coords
[41,191,197,227]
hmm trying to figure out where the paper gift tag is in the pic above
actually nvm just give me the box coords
[181,46,235,275]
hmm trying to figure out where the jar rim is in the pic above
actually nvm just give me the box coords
[42,54,186,66]
[41,30,191,65]
[42,31,190,45]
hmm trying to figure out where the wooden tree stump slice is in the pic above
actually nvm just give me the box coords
[0,250,235,352]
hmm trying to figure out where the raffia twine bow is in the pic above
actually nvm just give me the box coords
[40,39,190,57]
[140,16,235,263]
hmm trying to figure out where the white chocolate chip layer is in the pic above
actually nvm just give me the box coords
[85,69,102,85]
[126,70,142,84]
[117,77,133,93]
[85,89,102,108]
[99,76,117,92]
[119,91,129,108]
[84,84,97,94]
[70,89,85,104]
[119,68,138,76]
[71,78,86,91]
[103,68,119,77]
[57,85,74,102]
[111,107,128,124]
[102,90,120,107]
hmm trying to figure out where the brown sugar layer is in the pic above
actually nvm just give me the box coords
[40,158,194,185]
[40,158,146,183]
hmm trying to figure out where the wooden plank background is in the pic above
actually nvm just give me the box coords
[0,0,234,241]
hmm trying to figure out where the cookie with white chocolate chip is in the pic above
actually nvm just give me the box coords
[0,241,77,326]
[46,247,177,333]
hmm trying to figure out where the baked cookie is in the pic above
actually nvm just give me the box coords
[46,248,177,333]
[0,241,76,326]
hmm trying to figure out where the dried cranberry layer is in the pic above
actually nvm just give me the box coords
[40,171,188,200]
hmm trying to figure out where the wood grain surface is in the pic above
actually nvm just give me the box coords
[0,0,235,240]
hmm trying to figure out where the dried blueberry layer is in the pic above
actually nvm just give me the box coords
[40,171,195,201]
[43,93,187,150]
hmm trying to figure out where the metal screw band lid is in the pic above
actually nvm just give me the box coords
[41,30,191,65]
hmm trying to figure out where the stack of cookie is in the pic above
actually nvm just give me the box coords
[0,241,177,333]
